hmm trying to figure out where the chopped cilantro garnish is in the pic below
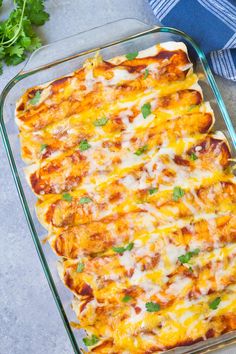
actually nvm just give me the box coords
[145,302,160,312]
[143,68,149,79]
[40,143,47,152]
[79,139,91,151]
[173,186,185,201]
[125,51,138,60]
[30,91,41,105]
[209,297,221,310]
[79,197,92,204]
[83,335,99,347]
[62,193,72,202]
[141,102,151,119]
[112,242,134,254]
[190,153,198,161]
[178,249,200,264]
[134,145,148,156]
[93,117,108,127]
[122,295,132,303]
[76,262,84,273]
[126,242,134,251]
[149,187,158,195]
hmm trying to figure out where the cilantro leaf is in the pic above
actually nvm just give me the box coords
[178,249,200,264]
[79,197,92,205]
[79,139,91,151]
[20,36,31,49]
[24,0,50,26]
[125,51,138,60]
[62,193,73,202]
[0,47,5,60]
[209,297,221,310]
[173,186,185,201]
[149,187,158,195]
[112,246,126,254]
[8,44,24,57]
[122,295,132,303]
[190,153,198,161]
[29,91,41,105]
[143,68,149,79]
[28,36,42,52]
[40,143,48,152]
[5,53,26,66]
[134,145,148,156]
[76,262,85,273]
[112,242,134,254]
[83,335,99,347]
[93,117,108,127]
[141,102,151,118]
[126,242,134,251]
[145,302,160,312]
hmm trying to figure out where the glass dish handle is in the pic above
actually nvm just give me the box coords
[21,18,154,74]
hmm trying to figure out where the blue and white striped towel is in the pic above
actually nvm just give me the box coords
[148,0,236,81]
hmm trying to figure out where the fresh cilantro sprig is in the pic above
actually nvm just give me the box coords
[0,0,49,74]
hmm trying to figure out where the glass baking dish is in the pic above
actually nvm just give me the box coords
[1,18,236,354]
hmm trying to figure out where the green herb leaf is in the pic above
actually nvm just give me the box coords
[93,117,108,127]
[62,193,73,202]
[134,145,148,156]
[141,102,151,119]
[112,246,126,254]
[178,248,200,264]
[145,302,160,312]
[173,186,185,201]
[79,197,92,205]
[209,297,221,310]
[76,262,85,273]
[112,242,134,254]
[79,139,91,151]
[125,51,138,60]
[143,68,149,79]
[190,153,198,161]
[83,335,99,347]
[29,91,41,105]
[126,242,134,251]
[40,143,48,152]
[8,44,24,57]
[20,36,31,49]
[122,295,132,303]
[149,187,158,195]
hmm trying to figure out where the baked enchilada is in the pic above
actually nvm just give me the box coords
[15,42,236,353]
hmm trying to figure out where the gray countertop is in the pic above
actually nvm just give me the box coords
[0,1,235,353]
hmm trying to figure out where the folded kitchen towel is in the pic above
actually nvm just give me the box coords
[148,0,236,81]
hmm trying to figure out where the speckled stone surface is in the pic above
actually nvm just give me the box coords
[0,1,235,353]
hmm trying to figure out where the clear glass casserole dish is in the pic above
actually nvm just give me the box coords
[0,18,236,354]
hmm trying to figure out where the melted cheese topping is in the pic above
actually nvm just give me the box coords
[15,42,236,353]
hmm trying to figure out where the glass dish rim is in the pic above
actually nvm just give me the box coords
[0,18,236,354]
